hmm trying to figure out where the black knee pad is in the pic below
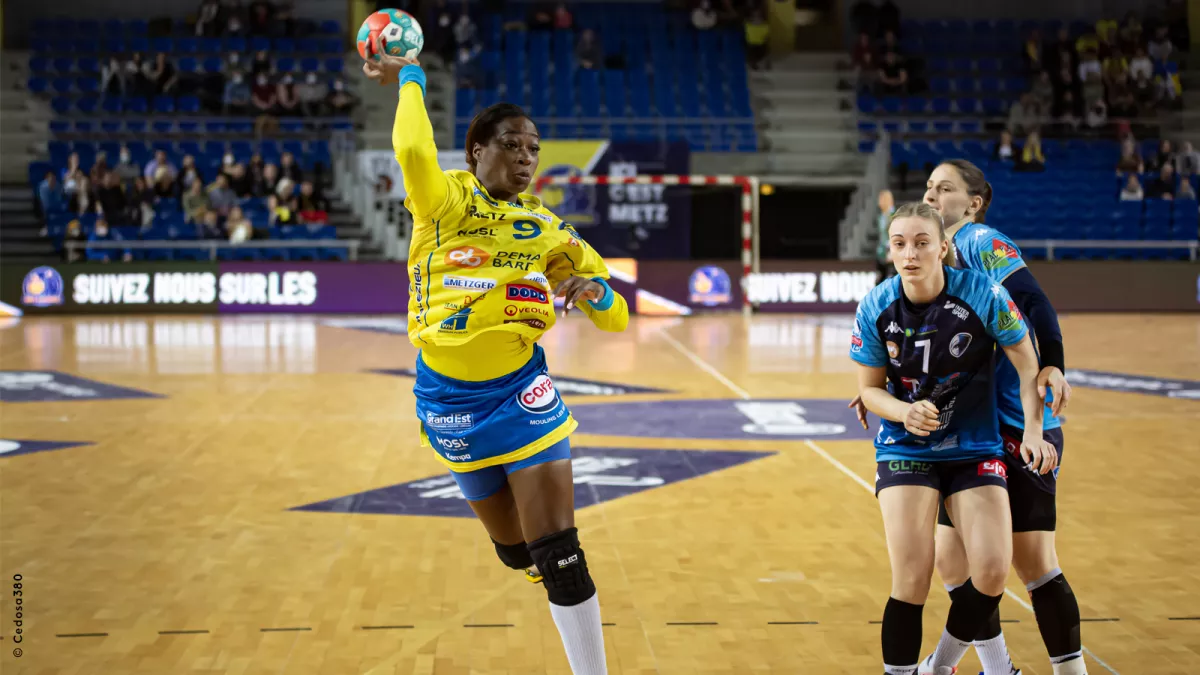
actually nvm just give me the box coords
[527,527,596,607]
[493,538,534,570]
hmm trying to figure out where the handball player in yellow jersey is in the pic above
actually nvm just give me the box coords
[365,36,626,674]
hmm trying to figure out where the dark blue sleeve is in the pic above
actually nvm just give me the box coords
[1002,267,1065,372]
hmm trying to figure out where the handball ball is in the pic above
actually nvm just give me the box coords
[357,9,424,61]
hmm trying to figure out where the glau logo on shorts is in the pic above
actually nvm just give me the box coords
[426,412,473,431]
[444,246,491,269]
[506,283,549,304]
[517,374,559,414]
[444,275,496,291]
[978,459,1008,478]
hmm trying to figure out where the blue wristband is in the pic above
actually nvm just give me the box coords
[584,277,614,311]
[399,64,426,97]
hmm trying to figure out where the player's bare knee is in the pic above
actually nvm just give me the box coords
[969,554,1011,595]
[933,544,970,588]
[527,527,596,606]
[890,564,933,604]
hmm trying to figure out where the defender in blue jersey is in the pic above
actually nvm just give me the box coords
[924,160,1085,675]
[851,203,1057,675]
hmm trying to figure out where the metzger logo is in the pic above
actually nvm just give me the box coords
[517,374,558,414]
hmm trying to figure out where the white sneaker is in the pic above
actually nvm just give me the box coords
[917,656,957,675]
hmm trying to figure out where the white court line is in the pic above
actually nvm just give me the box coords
[660,326,1120,675]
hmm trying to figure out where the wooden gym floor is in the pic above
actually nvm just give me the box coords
[1,313,1197,674]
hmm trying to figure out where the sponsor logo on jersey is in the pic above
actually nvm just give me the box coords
[998,300,1023,331]
[446,451,472,461]
[885,321,903,334]
[505,318,547,329]
[444,275,497,291]
[466,205,506,222]
[904,324,938,337]
[886,460,933,475]
[850,334,863,352]
[504,305,518,317]
[506,283,549,304]
[931,433,959,451]
[426,412,473,431]
[524,271,549,287]
[978,459,1008,479]
[457,225,500,237]
[492,251,542,271]
[445,246,491,269]
[439,307,472,332]
[517,374,559,414]
[949,332,973,358]
[886,341,900,359]
[981,238,1021,271]
[944,301,969,321]
[991,283,1005,298]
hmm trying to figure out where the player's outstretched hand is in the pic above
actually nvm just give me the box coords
[553,276,606,317]
[903,400,940,437]
[848,395,869,430]
[362,34,419,86]
[1037,366,1071,418]
[1019,433,1059,475]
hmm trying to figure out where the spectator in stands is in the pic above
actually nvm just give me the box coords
[101,56,125,98]
[1103,53,1129,92]
[200,211,223,239]
[456,45,484,89]
[276,74,299,115]
[89,152,111,186]
[63,219,85,262]
[129,176,156,227]
[555,3,573,29]
[183,179,210,224]
[1047,27,1077,74]
[576,29,602,70]
[692,0,718,30]
[223,70,251,114]
[297,180,329,223]
[1148,140,1176,172]
[88,220,131,263]
[1007,93,1041,136]
[1119,174,1144,201]
[1053,59,1078,112]
[1128,47,1153,81]
[454,13,478,51]
[207,174,237,216]
[297,72,326,116]
[1118,11,1143,53]
[152,167,177,200]
[224,51,244,73]
[1015,131,1045,173]
[37,171,65,215]
[1179,179,1197,201]
[125,53,153,98]
[275,178,297,206]
[1022,29,1043,74]
[252,73,279,134]
[1085,98,1107,129]
[227,12,246,37]
[1147,26,1174,65]
[273,1,296,38]
[227,163,254,198]
[1146,163,1176,200]
[1078,51,1104,102]
[280,152,304,184]
[1117,138,1144,174]
[96,172,128,225]
[266,194,295,226]
[179,155,202,191]
[143,151,177,183]
[875,51,907,95]
[1075,29,1100,58]
[744,11,769,71]
[852,33,876,92]
[427,0,455,63]
[150,52,179,95]
[61,153,85,199]
[250,49,273,78]
[227,206,254,244]
[1175,142,1200,177]
[113,146,140,187]
[248,0,273,37]
[195,0,221,37]
[70,176,95,215]
[880,31,900,59]
[327,78,357,115]
[255,163,280,197]
[992,130,1018,164]
[1031,70,1054,110]
[1108,77,1137,118]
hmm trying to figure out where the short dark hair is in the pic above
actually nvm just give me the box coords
[464,103,532,170]
[938,159,993,223]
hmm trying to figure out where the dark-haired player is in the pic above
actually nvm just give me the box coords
[852,202,1056,675]
[363,36,629,674]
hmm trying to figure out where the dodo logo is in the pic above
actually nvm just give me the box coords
[518,374,559,414]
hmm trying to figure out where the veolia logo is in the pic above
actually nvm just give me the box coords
[517,374,558,414]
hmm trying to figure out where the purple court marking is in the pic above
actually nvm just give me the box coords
[0,439,92,458]
[569,399,878,441]
[0,371,162,403]
[368,368,671,396]
[292,446,774,518]
[1066,369,1200,401]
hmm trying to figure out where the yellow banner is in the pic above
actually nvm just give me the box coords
[531,140,609,226]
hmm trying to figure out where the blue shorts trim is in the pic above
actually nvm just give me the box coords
[452,437,572,501]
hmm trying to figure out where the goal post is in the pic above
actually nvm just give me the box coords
[532,174,761,317]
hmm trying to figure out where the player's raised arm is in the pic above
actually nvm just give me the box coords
[546,227,629,332]
[363,35,452,220]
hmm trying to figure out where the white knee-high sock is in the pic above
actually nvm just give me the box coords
[548,592,607,675]
[975,633,1014,674]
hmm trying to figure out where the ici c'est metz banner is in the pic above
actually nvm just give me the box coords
[532,140,691,260]
[2,263,410,316]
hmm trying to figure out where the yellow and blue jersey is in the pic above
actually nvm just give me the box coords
[953,223,1060,432]
[851,265,1029,463]
[392,71,629,472]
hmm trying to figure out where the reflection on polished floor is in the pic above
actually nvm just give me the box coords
[2,313,1198,674]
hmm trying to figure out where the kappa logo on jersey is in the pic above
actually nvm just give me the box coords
[944,301,969,321]
[991,283,1005,298]
[445,246,491,269]
[998,299,1023,331]
[444,275,497,291]
[518,374,559,414]
[885,321,903,334]
[949,332,973,358]
[978,459,1008,479]
[981,238,1021,271]
[506,283,549,304]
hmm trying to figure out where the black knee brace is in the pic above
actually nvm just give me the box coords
[527,527,596,607]
[493,538,534,570]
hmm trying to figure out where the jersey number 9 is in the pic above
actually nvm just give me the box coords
[512,220,542,240]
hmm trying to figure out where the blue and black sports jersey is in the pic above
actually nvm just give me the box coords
[954,223,1061,432]
[850,265,1029,462]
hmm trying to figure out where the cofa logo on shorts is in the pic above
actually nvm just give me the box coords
[518,374,559,414]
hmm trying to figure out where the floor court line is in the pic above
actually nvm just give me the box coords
[660,326,1121,675]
